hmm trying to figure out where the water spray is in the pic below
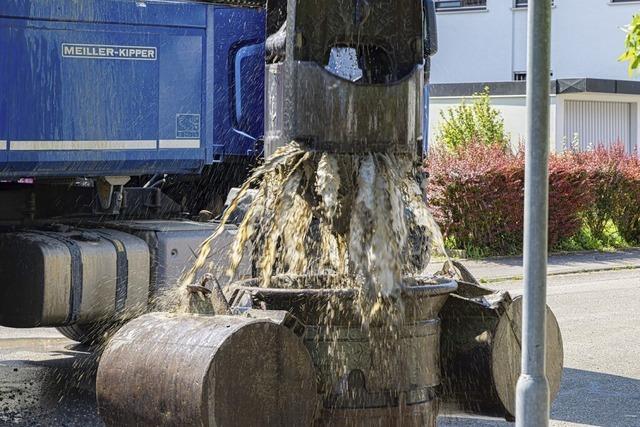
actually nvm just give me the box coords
[95,2,564,425]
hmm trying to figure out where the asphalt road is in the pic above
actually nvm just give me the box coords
[1,268,638,427]
[439,268,640,427]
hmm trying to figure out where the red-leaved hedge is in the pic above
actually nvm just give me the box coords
[575,145,640,244]
[425,142,640,254]
[617,153,640,243]
[426,143,525,253]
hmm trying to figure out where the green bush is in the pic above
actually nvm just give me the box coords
[555,221,628,253]
[436,87,509,152]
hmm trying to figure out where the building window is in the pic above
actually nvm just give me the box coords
[512,71,554,81]
[514,0,554,8]
[435,0,487,12]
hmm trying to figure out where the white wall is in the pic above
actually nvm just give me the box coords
[430,2,514,83]
[429,92,640,153]
[431,0,640,84]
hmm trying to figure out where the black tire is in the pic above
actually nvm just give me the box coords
[56,323,116,345]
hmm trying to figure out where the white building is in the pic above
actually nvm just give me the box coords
[428,0,640,152]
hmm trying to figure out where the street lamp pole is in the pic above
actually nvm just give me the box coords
[516,0,553,425]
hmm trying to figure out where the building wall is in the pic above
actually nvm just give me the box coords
[431,0,640,84]
[428,92,640,153]
[428,94,557,150]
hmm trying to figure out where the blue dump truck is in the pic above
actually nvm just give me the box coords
[0,0,266,214]
[0,0,268,340]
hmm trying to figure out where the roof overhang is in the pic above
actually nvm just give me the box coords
[430,78,640,97]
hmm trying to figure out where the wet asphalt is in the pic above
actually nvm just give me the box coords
[1,268,638,427]
[0,337,102,426]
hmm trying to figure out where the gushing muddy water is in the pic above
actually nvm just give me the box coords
[182,142,448,323]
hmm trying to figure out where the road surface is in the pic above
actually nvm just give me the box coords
[439,268,640,427]
[1,268,638,426]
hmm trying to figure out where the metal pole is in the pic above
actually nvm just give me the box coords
[516,0,552,425]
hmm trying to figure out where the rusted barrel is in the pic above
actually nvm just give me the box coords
[96,312,317,427]
[440,292,564,420]
[229,275,458,427]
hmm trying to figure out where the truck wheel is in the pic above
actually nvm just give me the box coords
[56,323,115,345]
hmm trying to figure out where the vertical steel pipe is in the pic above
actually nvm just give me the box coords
[516,0,553,426]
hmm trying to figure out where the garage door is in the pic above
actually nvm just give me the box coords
[564,100,632,151]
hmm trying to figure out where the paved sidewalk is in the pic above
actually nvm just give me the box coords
[431,249,640,283]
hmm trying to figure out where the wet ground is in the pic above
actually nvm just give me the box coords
[1,268,638,427]
[0,337,102,426]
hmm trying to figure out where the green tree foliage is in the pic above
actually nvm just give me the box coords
[436,87,509,152]
[620,14,640,75]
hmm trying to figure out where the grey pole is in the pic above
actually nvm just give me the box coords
[515,0,552,426]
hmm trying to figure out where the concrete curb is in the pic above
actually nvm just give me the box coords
[431,249,640,283]
[479,264,640,284]
[441,247,640,263]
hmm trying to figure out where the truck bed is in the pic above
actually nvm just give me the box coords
[0,0,265,178]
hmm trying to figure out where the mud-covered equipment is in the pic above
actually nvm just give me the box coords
[439,264,564,421]
[96,312,317,427]
[264,0,430,157]
[228,275,458,427]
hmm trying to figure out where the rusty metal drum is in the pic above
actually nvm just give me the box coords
[96,312,317,427]
[229,275,458,427]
